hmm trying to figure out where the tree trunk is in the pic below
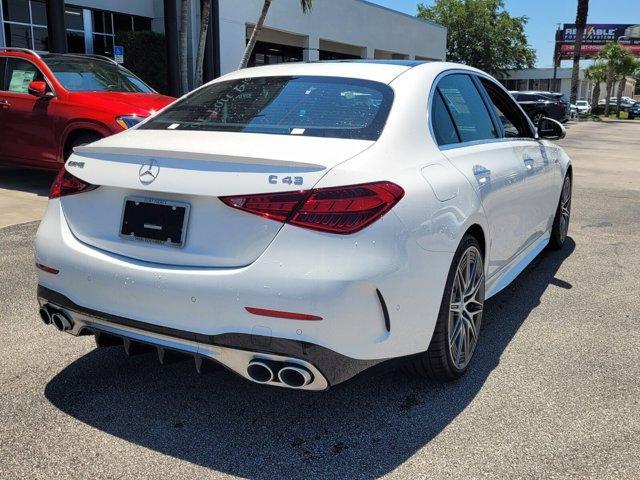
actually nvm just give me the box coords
[591,81,600,112]
[604,64,614,117]
[239,0,272,69]
[615,77,626,119]
[194,0,212,88]
[569,0,589,104]
[179,0,190,95]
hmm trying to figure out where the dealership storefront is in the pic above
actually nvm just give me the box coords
[0,0,446,93]
[499,67,637,101]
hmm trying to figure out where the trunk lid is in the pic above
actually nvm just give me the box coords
[61,130,373,267]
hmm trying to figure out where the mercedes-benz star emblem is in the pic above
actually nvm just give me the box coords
[139,159,160,185]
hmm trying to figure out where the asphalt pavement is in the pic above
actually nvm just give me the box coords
[0,120,639,479]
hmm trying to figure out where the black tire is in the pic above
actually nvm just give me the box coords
[407,235,485,380]
[64,133,101,160]
[548,174,572,250]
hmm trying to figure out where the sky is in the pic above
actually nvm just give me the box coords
[369,0,640,67]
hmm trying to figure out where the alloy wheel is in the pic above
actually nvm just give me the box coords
[448,246,484,371]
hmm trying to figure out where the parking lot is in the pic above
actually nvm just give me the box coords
[0,120,639,479]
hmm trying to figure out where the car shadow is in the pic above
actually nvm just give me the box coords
[0,167,56,196]
[45,239,575,478]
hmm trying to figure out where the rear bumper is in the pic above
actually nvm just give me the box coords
[38,285,386,389]
[35,199,452,363]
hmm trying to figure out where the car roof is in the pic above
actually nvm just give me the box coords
[214,60,485,85]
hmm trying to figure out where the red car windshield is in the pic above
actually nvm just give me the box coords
[42,55,153,93]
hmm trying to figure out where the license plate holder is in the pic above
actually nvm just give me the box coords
[120,196,190,248]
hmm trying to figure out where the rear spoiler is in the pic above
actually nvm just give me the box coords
[73,145,326,171]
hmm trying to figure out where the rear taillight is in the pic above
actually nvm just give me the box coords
[220,181,404,234]
[49,168,98,199]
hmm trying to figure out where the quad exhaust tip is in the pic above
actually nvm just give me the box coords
[247,361,314,388]
[39,307,52,325]
[51,311,73,332]
[246,361,275,383]
[278,365,313,388]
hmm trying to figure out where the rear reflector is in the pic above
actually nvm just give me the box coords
[245,307,322,321]
[50,168,98,199]
[221,181,404,234]
[35,262,59,274]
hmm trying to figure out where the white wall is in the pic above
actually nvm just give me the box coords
[218,0,446,74]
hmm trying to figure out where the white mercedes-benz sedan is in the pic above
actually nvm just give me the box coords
[35,61,572,390]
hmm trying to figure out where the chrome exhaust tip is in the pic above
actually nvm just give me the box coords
[278,365,313,388]
[246,360,275,383]
[51,312,73,332]
[39,307,52,325]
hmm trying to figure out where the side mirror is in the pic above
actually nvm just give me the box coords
[537,117,565,140]
[28,81,51,98]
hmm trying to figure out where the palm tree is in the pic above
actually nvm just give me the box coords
[179,0,190,95]
[597,43,629,117]
[614,53,640,118]
[569,0,589,105]
[584,61,606,111]
[239,0,313,69]
[194,0,212,88]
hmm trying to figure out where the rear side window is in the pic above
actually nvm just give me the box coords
[436,74,498,143]
[141,76,393,140]
[431,91,459,145]
[2,58,44,94]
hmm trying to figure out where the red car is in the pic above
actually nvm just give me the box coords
[0,48,174,170]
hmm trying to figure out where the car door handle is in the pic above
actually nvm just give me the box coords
[473,165,491,184]
[0,99,10,109]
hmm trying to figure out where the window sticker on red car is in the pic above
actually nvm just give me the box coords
[9,70,36,93]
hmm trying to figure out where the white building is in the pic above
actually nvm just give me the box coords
[499,67,637,102]
[0,0,446,92]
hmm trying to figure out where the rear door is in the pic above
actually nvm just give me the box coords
[477,77,559,246]
[0,57,58,167]
[433,73,528,278]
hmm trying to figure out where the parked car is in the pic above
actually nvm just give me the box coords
[570,104,578,119]
[0,48,174,170]
[598,97,636,110]
[35,61,572,391]
[509,91,569,124]
[575,100,591,115]
[628,102,640,119]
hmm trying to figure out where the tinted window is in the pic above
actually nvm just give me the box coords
[479,77,533,138]
[431,91,459,145]
[42,56,152,93]
[437,74,498,143]
[2,0,30,23]
[141,76,394,141]
[2,57,43,93]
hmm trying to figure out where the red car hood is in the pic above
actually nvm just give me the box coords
[70,92,175,115]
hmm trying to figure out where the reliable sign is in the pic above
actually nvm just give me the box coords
[558,23,640,58]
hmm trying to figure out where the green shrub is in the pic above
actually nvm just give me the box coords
[115,31,168,95]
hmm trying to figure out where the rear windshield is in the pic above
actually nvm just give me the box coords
[139,76,393,140]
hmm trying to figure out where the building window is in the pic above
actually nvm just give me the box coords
[319,50,360,61]
[248,41,303,67]
[2,0,47,50]
[1,2,151,55]
[65,6,84,53]
[91,9,152,57]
